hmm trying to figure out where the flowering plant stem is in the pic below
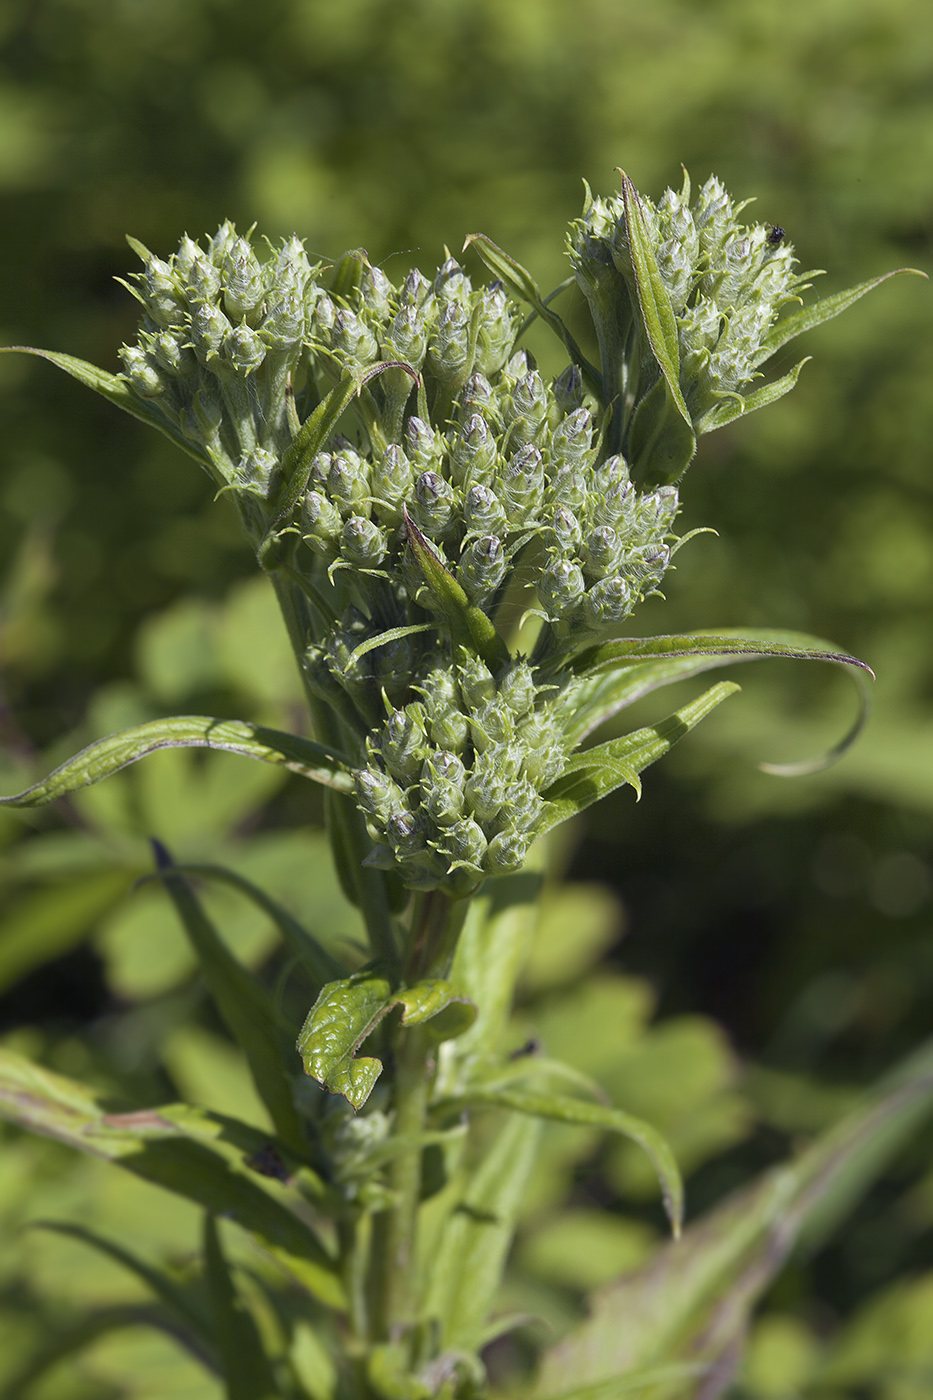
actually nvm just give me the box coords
[0,167,927,1400]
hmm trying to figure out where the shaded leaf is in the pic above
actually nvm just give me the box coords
[0,713,355,808]
[458,1086,683,1235]
[153,841,309,1159]
[627,375,697,487]
[204,1214,280,1400]
[536,1036,933,1400]
[297,969,475,1110]
[403,508,508,671]
[0,1048,344,1308]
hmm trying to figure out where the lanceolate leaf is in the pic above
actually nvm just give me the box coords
[422,1111,542,1352]
[0,714,355,808]
[297,969,475,1110]
[153,841,309,1159]
[536,1035,933,1400]
[694,357,810,434]
[0,1049,345,1308]
[539,681,739,833]
[0,345,214,471]
[203,1214,279,1400]
[757,267,927,361]
[457,1086,683,1236]
[462,233,603,397]
[403,508,509,671]
[620,175,691,430]
[562,628,873,759]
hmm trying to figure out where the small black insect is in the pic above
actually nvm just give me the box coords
[767,225,786,245]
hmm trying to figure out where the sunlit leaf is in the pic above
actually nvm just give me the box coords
[757,268,927,361]
[402,508,508,671]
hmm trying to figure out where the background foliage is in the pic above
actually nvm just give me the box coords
[0,1,931,1395]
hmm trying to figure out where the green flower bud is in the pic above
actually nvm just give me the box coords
[582,524,624,580]
[553,363,585,414]
[387,305,428,368]
[427,300,471,381]
[422,750,466,788]
[499,776,544,832]
[429,707,470,753]
[538,557,586,618]
[637,486,679,537]
[459,535,506,603]
[459,373,496,423]
[434,256,472,305]
[327,448,371,515]
[458,654,496,711]
[382,705,429,783]
[449,414,497,488]
[412,470,456,537]
[399,267,432,309]
[550,506,582,552]
[261,294,306,354]
[302,644,345,703]
[224,321,266,376]
[470,696,516,752]
[463,483,507,537]
[190,300,231,364]
[371,445,414,524]
[223,237,265,320]
[387,807,426,858]
[173,235,200,281]
[518,713,566,786]
[359,262,393,318]
[506,370,549,448]
[119,344,166,398]
[626,543,671,587]
[484,830,528,876]
[550,407,595,470]
[186,249,222,301]
[498,662,536,717]
[303,490,343,552]
[148,330,196,377]
[332,308,378,367]
[356,766,405,823]
[464,751,508,823]
[341,515,387,568]
[184,386,224,446]
[424,775,465,828]
[405,417,445,472]
[274,234,314,289]
[473,284,515,376]
[582,574,633,628]
[139,257,187,328]
[501,444,545,522]
[238,446,277,492]
[209,221,238,266]
[436,816,487,871]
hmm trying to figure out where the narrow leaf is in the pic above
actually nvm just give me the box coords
[620,176,691,429]
[422,1111,542,1351]
[0,1048,344,1307]
[537,1035,933,1400]
[695,358,809,434]
[153,841,309,1159]
[460,1086,683,1235]
[0,714,355,808]
[297,969,475,1109]
[539,681,739,833]
[0,345,214,471]
[403,508,509,671]
[758,267,927,360]
[204,1214,279,1400]
[463,234,603,397]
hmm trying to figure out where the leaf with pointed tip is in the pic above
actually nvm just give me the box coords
[153,841,309,1158]
[204,1214,279,1400]
[628,375,697,486]
[563,627,874,769]
[403,508,508,671]
[0,714,355,808]
[620,175,691,430]
[694,358,810,434]
[297,969,475,1109]
[422,1110,542,1352]
[539,681,739,833]
[758,267,927,361]
[536,1035,933,1400]
[0,1048,344,1307]
[456,1086,683,1236]
[0,345,213,470]
[463,233,603,397]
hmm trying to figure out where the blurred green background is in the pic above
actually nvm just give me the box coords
[0,0,932,1394]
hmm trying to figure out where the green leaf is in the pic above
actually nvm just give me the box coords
[459,1086,683,1235]
[402,508,509,671]
[297,969,475,1109]
[30,1220,216,1356]
[152,841,309,1159]
[627,375,697,487]
[463,233,603,398]
[539,681,739,833]
[757,267,927,360]
[0,344,214,471]
[204,1214,280,1400]
[694,358,810,434]
[564,628,874,772]
[422,1110,542,1352]
[0,714,356,807]
[0,1048,345,1308]
[536,1035,933,1400]
[162,860,346,987]
[620,175,691,430]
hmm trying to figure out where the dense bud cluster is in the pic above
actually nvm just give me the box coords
[114,171,828,895]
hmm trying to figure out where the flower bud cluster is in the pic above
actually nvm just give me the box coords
[355,656,567,897]
[118,224,322,494]
[568,172,812,431]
